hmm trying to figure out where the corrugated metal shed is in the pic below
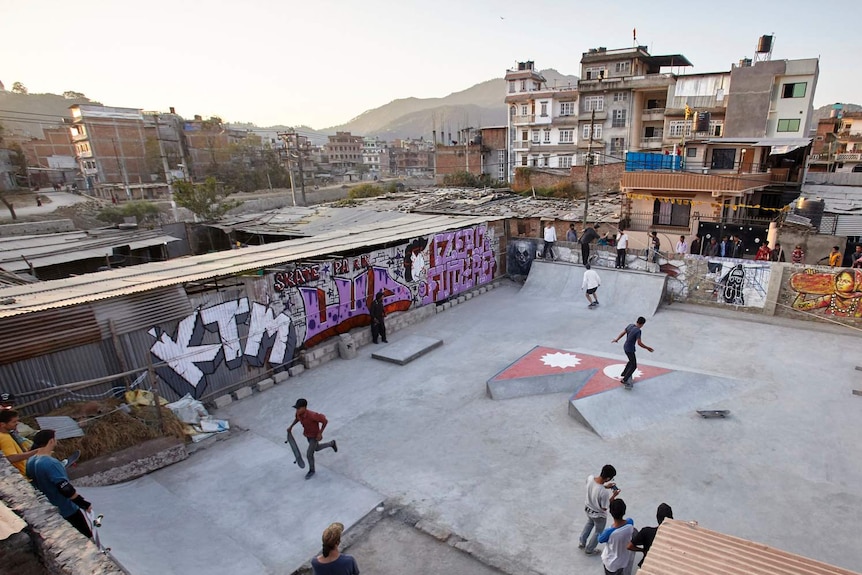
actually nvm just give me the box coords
[800,184,862,235]
[0,213,495,318]
[640,519,859,575]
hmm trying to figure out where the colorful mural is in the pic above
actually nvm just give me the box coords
[148,224,497,396]
[790,268,862,318]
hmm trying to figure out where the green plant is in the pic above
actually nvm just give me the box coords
[173,177,242,221]
[347,183,387,199]
[97,201,162,225]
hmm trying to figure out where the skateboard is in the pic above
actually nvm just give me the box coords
[284,430,306,469]
[64,449,80,469]
[84,508,110,553]
[696,410,730,418]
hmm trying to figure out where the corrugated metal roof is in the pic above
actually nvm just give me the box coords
[640,519,859,575]
[0,229,181,272]
[0,213,495,318]
[800,184,862,214]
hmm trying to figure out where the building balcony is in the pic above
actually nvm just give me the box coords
[641,108,665,122]
[579,73,675,93]
[621,169,774,196]
[512,114,536,125]
[552,115,580,125]
[836,152,862,162]
[580,110,607,121]
[636,137,664,150]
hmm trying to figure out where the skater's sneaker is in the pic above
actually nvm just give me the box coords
[305,470,315,480]
[332,440,338,453]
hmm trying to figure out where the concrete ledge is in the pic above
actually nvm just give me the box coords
[256,378,275,392]
[371,335,443,366]
[213,395,233,409]
[274,371,291,383]
[288,365,305,377]
[233,386,253,400]
[415,519,451,541]
[70,437,188,487]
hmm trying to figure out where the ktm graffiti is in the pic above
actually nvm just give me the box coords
[149,298,297,398]
[791,268,862,318]
[419,226,496,305]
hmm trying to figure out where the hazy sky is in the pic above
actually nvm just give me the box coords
[2,0,856,129]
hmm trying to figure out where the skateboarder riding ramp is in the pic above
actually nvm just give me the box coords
[519,261,667,317]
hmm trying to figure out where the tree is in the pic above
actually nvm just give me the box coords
[173,177,241,221]
[97,201,162,226]
[63,90,86,99]
[11,82,28,95]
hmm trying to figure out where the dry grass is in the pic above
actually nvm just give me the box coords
[26,399,187,462]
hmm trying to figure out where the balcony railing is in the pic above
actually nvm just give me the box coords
[642,108,665,121]
[512,115,535,124]
[621,170,774,194]
[836,152,862,162]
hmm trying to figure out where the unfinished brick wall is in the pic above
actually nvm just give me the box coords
[512,163,624,194]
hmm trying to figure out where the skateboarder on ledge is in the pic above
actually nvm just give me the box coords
[288,398,338,480]
[612,317,654,388]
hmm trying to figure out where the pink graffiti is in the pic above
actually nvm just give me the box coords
[421,225,495,305]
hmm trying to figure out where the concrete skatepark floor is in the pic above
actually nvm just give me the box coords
[81,263,862,574]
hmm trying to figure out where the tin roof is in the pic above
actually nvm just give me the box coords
[800,184,862,214]
[640,519,859,575]
[0,212,494,318]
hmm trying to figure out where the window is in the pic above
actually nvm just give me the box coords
[521,130,528,142]
[583,95,604,112]
[614,61,631,74]
[612,109,627,128]
[653,199,691,227]
[559,155,572,169]
[531,130,540,143]
[521,155,528,166]
[782,82,807,98]
[582,124,602,140]
[510,105,516,117]
[711,148,736,170]
[520,80,526,91]
[543,129,551,143]
[613,92,628,103]
[668,120,692,138]
[559,129,574,143]
[585,67,605,80]
[709,121,723,137]
[644,126,662,139]
[533,81,541,90]
[530,156,538,167]
[521,105,528,116]
[686,147,697,158]
[540,102,548,117]
[508,81,515,93]
[610,137,625,153]
[560,102,576,116]
[777,118,801,132]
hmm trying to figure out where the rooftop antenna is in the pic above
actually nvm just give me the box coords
[633,28,637,47]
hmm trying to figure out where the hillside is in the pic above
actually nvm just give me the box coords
[324,68,578,140]
[0,91,97,138]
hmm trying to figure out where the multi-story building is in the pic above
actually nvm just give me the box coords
[182,115,247,179]
[16,126,78,186]
[434,127,507,183]
[577,46,692,164]
[392,138,434,177]
[808,108,861,173]
[362,137,389,178]
[505,61,579,181]
[325,132,363,174]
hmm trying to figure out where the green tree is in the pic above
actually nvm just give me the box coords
[63,90,86,99]
[173,177,241,221]
[97,201,162,225]
[11,82,28,94]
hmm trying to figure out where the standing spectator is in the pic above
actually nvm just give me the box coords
[628,503,673,568]
[613,317,654,388]
[566,223,578,243]
[690,235,701,256]
[288,398,338,480]
[706,237,720,257]
[791,245,805,264]
[755,241,772,261]
[542,221,557,260]
[675,235,687,255]
[579,223,601,265]
[771,242,786,262]
[598,499,636,575]
[720,235,730,258]
[578,464,619,555]
[598,233,610,247]
[582,264,601,308]
[25,430,92,538]
[822,246,842,267]
[849,245,862,268]
[369,291,387,344]
[0,410,35,476]
[649,232,661,264]
[731,235,745,259]
[615,228,629,269]
[311,522,360,575]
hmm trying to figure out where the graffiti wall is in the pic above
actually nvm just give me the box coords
[781,267,862,321]
[507,239,537,277]
[148,224,499,397]
[684,258,772,309]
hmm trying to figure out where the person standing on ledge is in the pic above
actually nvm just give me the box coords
[566,223,578,243]
[369,291,388,344]
[613,316,654,388]
[615,227,628,269]
[542,220,557,260]
[579,223,600,265]
[288,398,338,480]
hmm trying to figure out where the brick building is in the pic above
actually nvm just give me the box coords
[325,132,363,174]
[182,115,247,179]
[434,127,507,183]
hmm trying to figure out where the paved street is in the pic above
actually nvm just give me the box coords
[0,189,88,219]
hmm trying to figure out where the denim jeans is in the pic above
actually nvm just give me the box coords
[579,512,606,553]
[306,437,335,472]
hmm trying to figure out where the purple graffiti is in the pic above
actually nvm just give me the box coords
[421,225,495,305]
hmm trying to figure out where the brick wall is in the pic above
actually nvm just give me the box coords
[512,163,624,193]
[434,146,483,179]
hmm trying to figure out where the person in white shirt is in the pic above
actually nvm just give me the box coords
[675,235,687,255]
[599,499,635,575]
[578,464,619,555]
[615,228,629,269]
[582,264,601,308]
[542,221,557,261]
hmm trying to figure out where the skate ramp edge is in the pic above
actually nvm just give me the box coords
[568,370,747,439]
[520,261,667,316]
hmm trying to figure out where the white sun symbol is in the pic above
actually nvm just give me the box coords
[541,352,581,369]
[603,364,644,381]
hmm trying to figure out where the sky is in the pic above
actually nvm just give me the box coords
[1,0,857,130]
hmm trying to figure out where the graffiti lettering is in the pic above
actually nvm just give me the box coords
[245,302,297,366]
[273,266,320,291]
[422,225,495,305]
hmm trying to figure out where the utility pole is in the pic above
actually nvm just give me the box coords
[583,109,595,225]
[153,113,178,222]
[464,126,473,174]
[277,131,297,206]
[111,137,130,200]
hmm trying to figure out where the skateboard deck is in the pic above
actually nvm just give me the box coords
[696,409,730,418]
[285,430,306,469]
[64,449,80,468]
[84,508,109,553]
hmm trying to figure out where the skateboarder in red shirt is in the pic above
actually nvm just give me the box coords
[288,398,338,480]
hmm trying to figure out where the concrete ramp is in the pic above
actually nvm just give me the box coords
[520,261,667,316]
[568,369,748,438]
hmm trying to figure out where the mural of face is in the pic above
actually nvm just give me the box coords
[835,271,855,296]
[507,240,535,276]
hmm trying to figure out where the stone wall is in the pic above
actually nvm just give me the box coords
[0,458,125,575]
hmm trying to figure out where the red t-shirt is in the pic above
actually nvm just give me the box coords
[296,409,327,438]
